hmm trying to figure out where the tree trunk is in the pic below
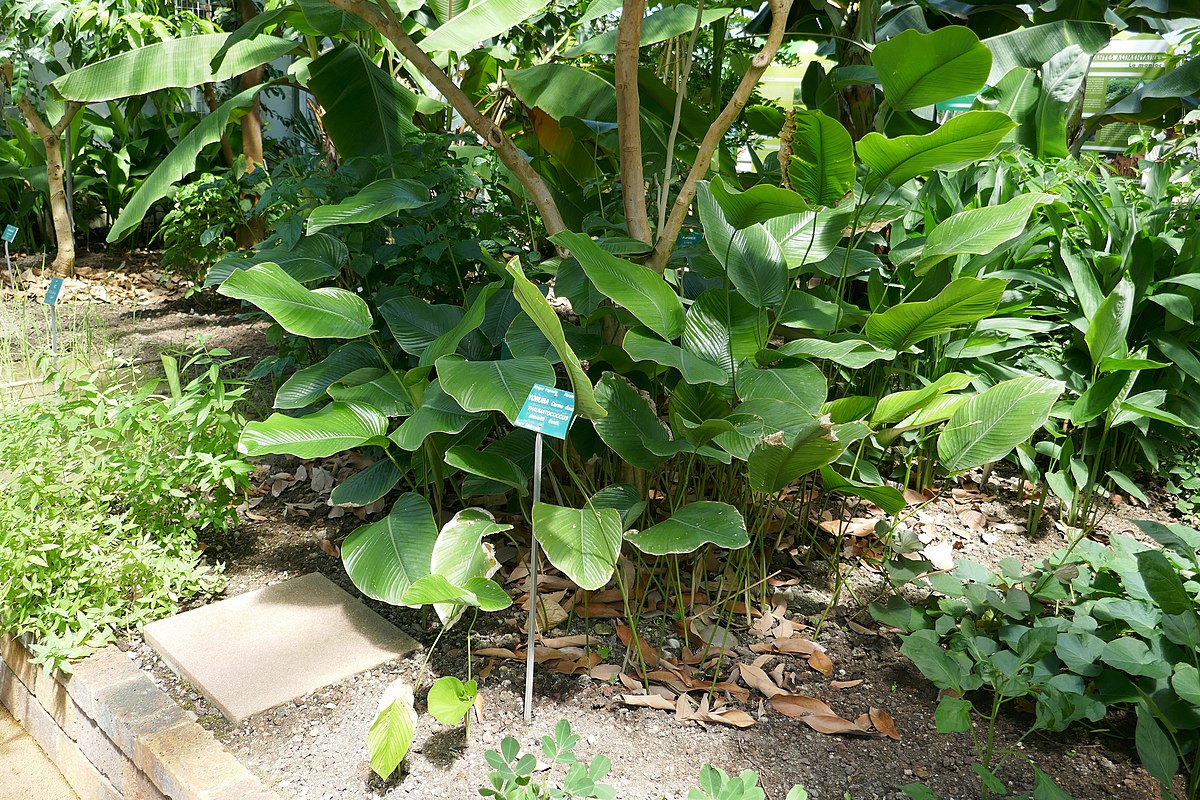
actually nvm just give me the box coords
[41,126,76,276]
[834,0,880,141]
[616,0,652,244]
[202,83,236,168]
[235,0,267,247]
[647,0,794,273]
[327,0,567,238]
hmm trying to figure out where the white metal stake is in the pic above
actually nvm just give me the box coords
[523,431,543,723]
[49,303,58,369]
[3,240,13,292]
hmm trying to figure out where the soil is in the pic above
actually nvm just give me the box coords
[8,253,1170,800]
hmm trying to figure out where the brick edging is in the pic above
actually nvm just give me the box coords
[0,634,280,800]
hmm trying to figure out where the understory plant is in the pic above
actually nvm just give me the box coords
[0,347,252,671]
[874,519,1200,799]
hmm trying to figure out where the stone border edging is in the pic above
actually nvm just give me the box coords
[0,634,281,800]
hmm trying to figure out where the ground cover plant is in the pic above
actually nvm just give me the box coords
[0,347,253,672]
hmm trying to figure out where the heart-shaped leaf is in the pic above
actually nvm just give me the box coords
[625,502,749,555]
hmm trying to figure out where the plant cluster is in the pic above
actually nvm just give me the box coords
[875,519,1200,799]
[0,347,253,672]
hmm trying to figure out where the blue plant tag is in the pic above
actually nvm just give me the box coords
[515,384,575,439]
[676,230,704,248]
[1,225,16,243]
[44,277,63,306]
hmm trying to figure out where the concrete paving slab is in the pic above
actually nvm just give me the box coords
[0,704,77,800]
[144,573,418,722]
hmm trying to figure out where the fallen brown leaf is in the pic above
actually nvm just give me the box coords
[738,662,786,698]
[830,679,864,690]
[808,649,834,676]
[869,707,902,741]
[621,693,675,711]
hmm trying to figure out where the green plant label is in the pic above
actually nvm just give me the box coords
[43,277,63,306]
[515,384,574,439]
[676,230,704,247]
[1,225,16,243]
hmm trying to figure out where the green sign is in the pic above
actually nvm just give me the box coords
[515,384,575,439]
[1,225,16,243]
[44,277,63,306]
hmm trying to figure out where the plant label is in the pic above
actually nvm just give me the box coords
[1,225,16,243]
[44,277,63,306]
[676,230,704,248]
[515,384,574,439]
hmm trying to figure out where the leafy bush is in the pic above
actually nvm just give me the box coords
[874,519,1200,799]
[0,348,253,672]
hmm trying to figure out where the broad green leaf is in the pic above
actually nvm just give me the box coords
[330,459,404,507]
[938,377,1063,473]
[219,261,374,339]
[388,380,473,451]
[464,578,513,611]
[275,342,384,410]
[445,446,529,495]
[566,6,733,56]
[918,193,1055,272]
[1069,372,1128,426]
[736,363,827,413]
[307,179,431,234]
[1172,663,1200,706]
[590,485,646,530]
[505,260,605,419]
[420,0,551,52]
[240,402,388,459]
[1054,632,1105,676]
[901,631,966,692]
[771,338,896,369]
[748,417,845,493]
[430,0,471,24]
[1085,280,1133,366]
[820,466,905,514]
[297,0,372,34]
[697,185,788,307]
[427,676,478,726]
[789,110,855,207]
[683,289,768,398]
[369,679,416,779]
[436,355,556,423]
[403,573,478,606]
[857,111,1016,189]
[380,298,463,356]
[625,502,749,555]
[593,373,681,469]
[533,502,623,590]
[1135,702,1179,790]
[308,44,418,161]
[328,370,417,417]
[108,86,262,242]
[205,233,348,288]
[872,373,972,426]
[864,277,1006,351]
[1136,550,1193,616]
[342,493,437,605]
[53,34,295,102]
[871,27,991,111]
[935,696,974,733]
[429,507,511,623]
[707,176,808,228]
[984,21,1111,83]
[551,232,684,340]
[1107,470,1149,506]
[1101,638,1172,679]
[763,204,854,268]
[622,327,728,385]
[1104,56,1200,119]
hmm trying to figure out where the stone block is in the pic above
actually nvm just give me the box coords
[91,675,186,754]
[64,647,143,719]
[0,661,31,725]
[74,712,135,791]
[144,572,418,721]
[34,670,80,740]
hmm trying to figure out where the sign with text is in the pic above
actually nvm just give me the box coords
[515,384,575,439]
[44,277,63,306]
[1,225,16,243]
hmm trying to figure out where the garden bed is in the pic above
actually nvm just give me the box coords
[6,257,1172,799]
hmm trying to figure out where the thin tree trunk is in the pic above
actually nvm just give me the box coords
[616,0,652,244]
[834,0,879,141]
[235,0,267,247]
[201,83,237,168]
[327,0,567,237]
[647,0,794,273]
[5,60,80,277]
